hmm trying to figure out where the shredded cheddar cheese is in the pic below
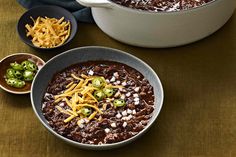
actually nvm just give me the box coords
[86,92,98,102]
[66,81,73,88]
[55,106,71,115]
[54,73,124,125]
[105,84,124,89]
[25,16,71,48]
[71,74,83,81]
[64,115,76,123]
[64,84,77,93]
[88,111,97,120]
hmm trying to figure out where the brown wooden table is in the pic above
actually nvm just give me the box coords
[0,1,236,157]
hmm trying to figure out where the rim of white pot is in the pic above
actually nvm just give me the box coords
[91,0,229,15]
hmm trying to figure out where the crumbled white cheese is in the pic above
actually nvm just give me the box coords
[121,117,126,120]
[88,70,94,76]
[121,81,127,86]
[110,76,116,82]
[105,128,110,133]
[134,97,140,102]
[78,123,84,128]
[42,103,46,109]
[126,92,131,97]
[89,141,94,144]
[58,102,65,107]
[120,94,125,100]
[122,122,127,128]
[134,101,140,105]
[132,109,136,115]
[127,109,132,114]
[116,80,121,85]
[44,93,50,96]
[119,88,123,92]
[133,93,139,98]
[122,115,132,121]
[113,72,119,78]
[122,110,127,116]
[114,91,121,98]
[111,122,116,128]
[127,114,133,120]
[84,118,89,123]
[134,87,140,92]
[78,119,85,124]
[116,113,122,119]
[105,79,110,83]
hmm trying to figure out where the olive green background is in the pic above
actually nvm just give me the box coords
[0,1,236,157]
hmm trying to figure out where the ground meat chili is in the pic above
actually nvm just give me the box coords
[111,0,214,12]
[42,61,155,145]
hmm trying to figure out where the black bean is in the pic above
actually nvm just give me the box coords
[127,103,135,110]
[94,130,106,139]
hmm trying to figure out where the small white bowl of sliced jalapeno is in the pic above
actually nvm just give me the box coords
[0,53,45,94]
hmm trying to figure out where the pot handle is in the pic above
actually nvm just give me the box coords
[76,0,112,8]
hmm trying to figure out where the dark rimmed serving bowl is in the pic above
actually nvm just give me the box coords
[31,46,164,150]
[17,5,78,50]
[0,53,45,94]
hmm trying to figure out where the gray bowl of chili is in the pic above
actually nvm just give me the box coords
[31,46,164,150]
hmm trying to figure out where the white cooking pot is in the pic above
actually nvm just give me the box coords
[76,0,236,48]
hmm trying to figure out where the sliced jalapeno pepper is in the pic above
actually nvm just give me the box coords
[113,99,126,107]
[10,62,23,71]
[94,90,106,101]
[92,77,105,88]
[103,88,114,97]
[80,107,92,116]
[21,60,38,71]
[6,68,15,79]
[14,70,23,79]
[23,70,35,81]
[6,78,25,88]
